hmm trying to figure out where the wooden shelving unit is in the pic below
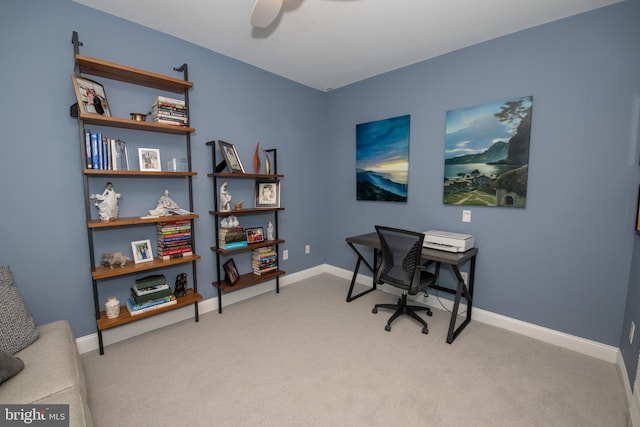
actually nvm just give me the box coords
[92,255,201,280]
[207,141,285,313]
[96,289,202,330]
[87,214,198,229]
[214,270,285,293]
[72,31,201,354]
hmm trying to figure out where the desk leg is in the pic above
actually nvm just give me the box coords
[446,265,474,344]
[346,242,377,302]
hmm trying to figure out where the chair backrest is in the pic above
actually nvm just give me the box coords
[374,225,425,293]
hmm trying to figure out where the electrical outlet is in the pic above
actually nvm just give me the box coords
[631,321,636,344]
[460,272,468,284]
[282,250,288,260]
[305,244,310,254]
[462,210,471,223]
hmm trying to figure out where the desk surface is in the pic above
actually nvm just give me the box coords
[346,232,478,265]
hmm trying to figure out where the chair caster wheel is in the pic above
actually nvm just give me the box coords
[372,307,378,314]
[385,325,391,332]
[422,327,429,334]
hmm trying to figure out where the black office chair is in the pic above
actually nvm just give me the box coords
[372,225,437,334]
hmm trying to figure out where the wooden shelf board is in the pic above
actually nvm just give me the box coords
[76,55,193,93]
[213,270,284,293]
[209,207,284,216]
[208,172,284,179]
[211,239,285,255]
[92,255,201,280]
[77,112,195,134]
[88,214,198,229]
[85,170,196,177]
[97,289,202,330]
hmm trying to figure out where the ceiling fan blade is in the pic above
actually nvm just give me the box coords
[250,0,283,28]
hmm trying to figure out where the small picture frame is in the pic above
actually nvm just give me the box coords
[245,227,265,244]
[131,239,154,264]
[113,139,129,171]
[223,258,240,285]
[138,148,161,171]
[255,180,280,208]
[71,75,111,116]
[218,140,245,173]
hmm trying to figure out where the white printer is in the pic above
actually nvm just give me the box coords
[423,230,475,253]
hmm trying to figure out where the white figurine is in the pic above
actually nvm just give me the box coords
[149,190,191,216]
[220,182,232,212]
[267,220,274,240]
[220,215,240,229]
[91,182,121,221]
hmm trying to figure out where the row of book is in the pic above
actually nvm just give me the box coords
[152,96,188,126]
[85,130,129,170]
[252,246,278,275]
[157,220,193,260]
[125,274,177,316]
[218,227,248,250]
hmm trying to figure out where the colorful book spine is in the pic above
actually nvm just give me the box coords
[130,287,174,305]
[126,296,177,316]
[85,130,92,169]
[90,132,100,170]
[132,283,171,296]
[220,241,248,250]
[161,251,193,261]
[157,220,193,259]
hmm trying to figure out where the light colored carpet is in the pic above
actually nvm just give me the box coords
[82,274,627,426]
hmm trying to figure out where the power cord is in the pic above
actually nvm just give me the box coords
[422,272,467,317]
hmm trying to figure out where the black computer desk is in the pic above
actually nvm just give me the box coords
[345,232,478,344]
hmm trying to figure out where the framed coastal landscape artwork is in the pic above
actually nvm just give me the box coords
[444,96,533,208]
[356,115,410,202]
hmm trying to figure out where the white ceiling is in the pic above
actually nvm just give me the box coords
[72,0,622,91]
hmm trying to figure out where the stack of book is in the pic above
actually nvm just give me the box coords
[157,220,193,260]
[218,227,247,250]
[84,130,129,170]
[152,96,188,126]
[252,246,278,275]
[126,274,177,316]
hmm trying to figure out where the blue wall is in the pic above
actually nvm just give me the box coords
[326,0,640,347]
[0,0,328,337]
[1,0,639,377]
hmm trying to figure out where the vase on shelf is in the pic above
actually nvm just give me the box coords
[105,296,120,319]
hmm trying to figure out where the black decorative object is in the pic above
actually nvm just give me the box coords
[223,259,240,285]
[174,273,187,297]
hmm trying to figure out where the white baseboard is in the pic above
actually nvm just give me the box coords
[323,264,619,363]
[78,263,617,363]
[617,350,640,426]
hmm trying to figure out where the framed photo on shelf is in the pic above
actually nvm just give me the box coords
[138,148,161,171]
[254,179,280,208]
[113,139,129,171]
[223,258,240,285]
[218,140,245,173]
[131,239,154,264]
[71,75,111,116]
[245,227,264,244]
